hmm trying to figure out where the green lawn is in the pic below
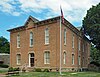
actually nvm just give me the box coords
[6,72,100,77]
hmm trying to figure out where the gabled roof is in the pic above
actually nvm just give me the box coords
[7,26,26,32]
[24,15,39,26]
[7,16,60,32]
[7,16,80,35]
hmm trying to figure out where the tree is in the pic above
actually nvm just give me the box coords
[0,36,10,54]
[82,3,100,50]
[90,45,100,64]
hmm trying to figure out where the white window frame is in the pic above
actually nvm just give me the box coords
[78,39,81,51]
[44,51,50,64]
[64,29,67,45]
[45,28,49,45]
[63,52,66,64]
[30,32,33,47]
[72,34,74,48]
[17,34,20,48]
[83,44,84,52]
[78,56,81,65]
[72,54,74,65]
[16,54,21,65]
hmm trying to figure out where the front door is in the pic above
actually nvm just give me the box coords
[29,53,34,67]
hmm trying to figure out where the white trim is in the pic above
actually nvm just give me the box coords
[45,28,49,45]
[16,54,21,65]
[64,28,67,45]
[17,34,20,48]
[72,33,74,48]
[63,51,66,64]
[72,54,74,65]
[28,52,35,67]
[78,56,81,65]
[30,32,34,47]
[44,50,50,64]
[78,38,81,51]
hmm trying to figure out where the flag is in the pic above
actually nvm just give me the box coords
[60,6,64,23]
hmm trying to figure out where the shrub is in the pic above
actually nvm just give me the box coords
[0,64,9,68]
[43,69,49,72]
[35,68,42,72]
[8,67,20,72]
[13,67,20,71]
[8,67,13,72]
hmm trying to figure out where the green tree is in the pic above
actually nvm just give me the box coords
[0,36,10,54]
[82,3,100,50]
[90,45,100,64]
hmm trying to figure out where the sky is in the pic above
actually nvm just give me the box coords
[0,0,99,41]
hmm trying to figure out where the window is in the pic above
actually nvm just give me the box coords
[30,32,33,47]
[78,56,81,65]
[63,52,66,64]
[72,34,74,48]
[64,29,67,45]
[17,34,20,48]
[44,51,50,64]
[78,39,81,51]
[17,54,21,65]
[72,54,74,65]
[45,28,49,44]
[83,44,84,52]
[83,57,84,66]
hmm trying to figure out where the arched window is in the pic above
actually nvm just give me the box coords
[16,54,21,65]
[78,38,81,51]
[30,32,33,47]
[17,34,20,48]
[63,52,66,64]
[44,51,50,64]
[64,29,67,45]
[72,34,74,48]
[45,28,49,44]
[78,56,81,65]
[72,54,74,65]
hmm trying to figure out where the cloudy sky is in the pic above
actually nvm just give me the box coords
[0,0,99,41]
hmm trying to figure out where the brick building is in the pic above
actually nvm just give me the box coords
[7,16,90,71]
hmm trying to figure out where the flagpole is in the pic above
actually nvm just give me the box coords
[59,15,62,75]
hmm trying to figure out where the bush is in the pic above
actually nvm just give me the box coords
[43,69,49,72]
[90,61,100,67]
[8,67,13,72]
[0,64,9,68]
[35,68,42,72]
[8,67,20,72]
[13,67,20,71]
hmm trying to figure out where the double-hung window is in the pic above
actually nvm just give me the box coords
[30,32,33,47]
[44,51,50,64]
[64,29,67,45]
[45,28,49,44]
[63,52,66,64]
[16,54,21,65]
[17,34,20,48]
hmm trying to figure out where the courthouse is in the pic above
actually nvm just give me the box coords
[8,16,90,71]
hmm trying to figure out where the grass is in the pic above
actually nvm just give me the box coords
[0,68,8,74]
[6,72,100,77]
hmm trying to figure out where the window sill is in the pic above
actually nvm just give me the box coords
[17,47,20,48]
[44,63,50,64]
[17,64,21,65]
[64,44,66,46]
[44,43,49,46]
[30,46,33,48]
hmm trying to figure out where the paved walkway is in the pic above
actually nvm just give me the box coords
[0,68,8,77]
[0,73,7,77]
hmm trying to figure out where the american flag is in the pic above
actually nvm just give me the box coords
[60,6,64,23]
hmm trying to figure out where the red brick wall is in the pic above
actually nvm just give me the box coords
[10,18,90,71]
